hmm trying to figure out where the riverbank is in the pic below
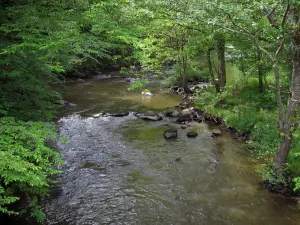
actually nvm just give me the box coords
[191,80,300,196]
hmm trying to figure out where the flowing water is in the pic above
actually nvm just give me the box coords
[40,77,300,224]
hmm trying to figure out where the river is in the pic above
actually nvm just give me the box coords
[40,77,300,224]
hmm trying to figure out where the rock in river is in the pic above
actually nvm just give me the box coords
[163,128,178,139]
[187,131,198,138]
[138,111,162,121]
[181,109,192,117]
[212,129,222,137]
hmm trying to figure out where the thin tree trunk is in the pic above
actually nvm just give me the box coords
[257,48,264,93]
[207,48,220,93]
[182,53,189,93]
[216,35,226,90]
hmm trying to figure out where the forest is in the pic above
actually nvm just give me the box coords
[0,0,300,223]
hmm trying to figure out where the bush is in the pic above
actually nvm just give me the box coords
[0,117,62,222]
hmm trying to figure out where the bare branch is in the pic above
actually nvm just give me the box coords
[281,3,290,28]
[275,37,285,59]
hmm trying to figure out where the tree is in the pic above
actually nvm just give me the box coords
[274,2,300,168]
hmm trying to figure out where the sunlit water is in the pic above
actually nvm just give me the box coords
[55,78,181,118]
[24,77,300,224]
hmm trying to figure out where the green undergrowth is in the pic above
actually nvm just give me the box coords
[194,78,300,190]
[0,117,63,222]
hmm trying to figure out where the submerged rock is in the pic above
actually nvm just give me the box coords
[138,111,162,121]
[163,128,178,139]
[212,129,222,137]
[187,131,198,138]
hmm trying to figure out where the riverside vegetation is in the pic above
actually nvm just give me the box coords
[0,0,299,223]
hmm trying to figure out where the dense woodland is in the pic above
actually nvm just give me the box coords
[0,0,300,222]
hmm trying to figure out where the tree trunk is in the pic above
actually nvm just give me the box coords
[275,128,293,167]
[207,48,220,93]
[274,5,300,168]
[181,52,189,93]
[216,35,226,90]
[257,48,264,93]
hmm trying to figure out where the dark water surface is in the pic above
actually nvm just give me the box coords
[40,78,300,224]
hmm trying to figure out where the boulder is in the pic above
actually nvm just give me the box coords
[181,109,192,117]
[163,128,178,139]
[164,109,180,117]
[181,125,187,129]
[176,109,192,123]
[138,111,162,121]
[187,131,198,138]
[212,129,222,137]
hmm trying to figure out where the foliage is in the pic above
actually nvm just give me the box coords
[0,0,298,216]
[257,164,292,188]
[127,80,149,91]
[0,0,128,120]
[0,117,62,221]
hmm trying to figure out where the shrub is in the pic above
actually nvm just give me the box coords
[0,117,62,222]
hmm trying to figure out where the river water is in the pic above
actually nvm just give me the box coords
[42,78,300,224]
